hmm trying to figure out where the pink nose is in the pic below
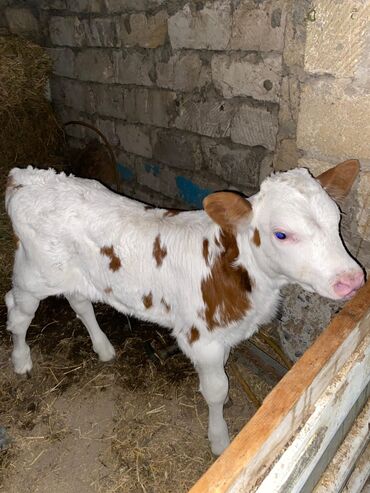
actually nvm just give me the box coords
[333,271,365,298]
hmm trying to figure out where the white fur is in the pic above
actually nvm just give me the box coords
[5,166,362,455]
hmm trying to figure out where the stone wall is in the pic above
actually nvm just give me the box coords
[1,0,41,41]
[275,0,370,361]
[296,0,370,270]
[37,0,285,208]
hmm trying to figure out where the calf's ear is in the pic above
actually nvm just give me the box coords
[316,159,360,200]
[203,192,252,232]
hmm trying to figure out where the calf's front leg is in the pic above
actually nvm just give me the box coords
[194,341,230,455]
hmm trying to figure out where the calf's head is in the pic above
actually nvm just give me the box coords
[204,160,364,301]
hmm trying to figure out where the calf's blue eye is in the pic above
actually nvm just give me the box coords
[275,232,287,240]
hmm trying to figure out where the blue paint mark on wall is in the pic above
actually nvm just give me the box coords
[176,176,211,208]
[117,163,134,181]
[144,163,161,177]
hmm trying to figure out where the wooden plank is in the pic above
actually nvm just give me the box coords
[255,332,370,492]
[189,281,370,493]
[342,442,370,493]
[313,397,370,493]
[302,382,370,493]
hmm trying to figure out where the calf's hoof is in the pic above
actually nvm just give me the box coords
[95,341,116,362]
[12,347,33,375]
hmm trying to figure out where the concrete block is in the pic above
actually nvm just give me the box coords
[274,138,299,171]
[93,84,125,119]
[82,17,118,47]
[47,48,75,78]
[230,0,286,52]
[297,79,370,161]
[281,0,308,68]
[357,172,370,241]
[54,104,92,137]
[201,138,261,188]
[211,52,282,102]
[95,117,120,147]
[130,184,180,209]
[297,156,336,176]
[115,149,136,183]
[260,153,275,183]
[152,129,202,170]
[50,16,117,47]
[156,52,210,92]
[119,10,168,49]
[277,285,341,363]
[5,7,40,40]
[49,16,84,46]
[305,0,370,78]
[49,16,82,46]
[168,0,231,50]
[174,96,233,138]
[75,49,115,83]
[124,88,177,128]
[104,0,165,13]
[114,51,154,86]
[231,104,278,151]
[277,76,300,140]
[66,0,102,12]
[40,0,67,9]
[50,77,95,113]
[136,160,178,199]
[116,123,152,158]
[176,173,229,208]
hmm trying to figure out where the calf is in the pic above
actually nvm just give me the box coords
[5,160,364,455]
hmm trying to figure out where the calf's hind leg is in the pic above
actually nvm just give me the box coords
[65,293,116,362]
[193,341,230,455]
[5,288,40,374]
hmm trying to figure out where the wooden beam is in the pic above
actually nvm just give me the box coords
[313,398,370,493]
[255,333,370,492]
[189,281,370,493]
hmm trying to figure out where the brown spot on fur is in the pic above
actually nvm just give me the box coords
[7,175,23,190]
[203,239,209,265]
[201,230,251,330]
[143,292,153,309]
[253,228,261,247]
[153,234,167,267]
[14,233,20,249]
[161,298,171,312]
[100,245,121,272]
[163,209,180,217]
[104,287,113,294]
[188,326,200,344]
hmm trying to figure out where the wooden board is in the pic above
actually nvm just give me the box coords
[189,281,370,493]
[313,399,370,493]
[255,333,370,492]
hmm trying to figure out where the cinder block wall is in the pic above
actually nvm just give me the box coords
[275,0,370,270]
[274,0,370,360]
[39,0,285,208]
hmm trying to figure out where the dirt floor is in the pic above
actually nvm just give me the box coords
[0,295,281,493]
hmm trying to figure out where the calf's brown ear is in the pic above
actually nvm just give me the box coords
[316,159,360,200]
[203,192,252,231]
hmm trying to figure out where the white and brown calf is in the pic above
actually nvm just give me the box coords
[5,160,364,455]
